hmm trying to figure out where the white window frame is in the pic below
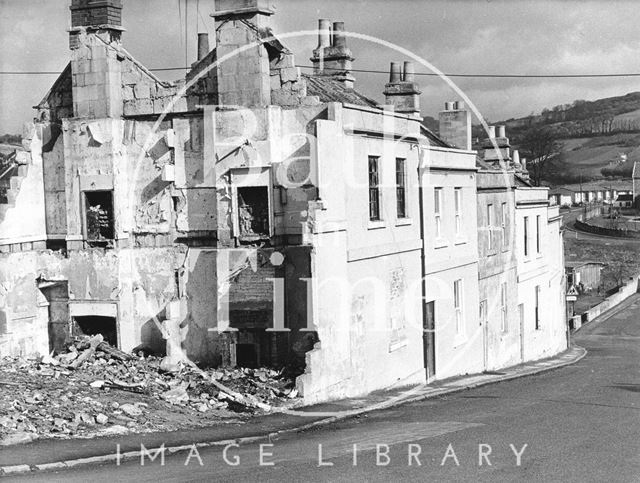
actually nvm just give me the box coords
[454,187,462,236]
[536,214,541,254]
[487,203,494,252]
[500,282,507,332]
[434,188,443,239]
[454,279,463,335]
[501,202,508,248]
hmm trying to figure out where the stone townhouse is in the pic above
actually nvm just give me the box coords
[0,0,567,403]
[442,113,568,369]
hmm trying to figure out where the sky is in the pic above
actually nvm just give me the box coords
[2,0,640,134]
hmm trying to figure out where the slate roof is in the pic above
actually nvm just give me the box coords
[420,124,450,148]
[303,75,380,108]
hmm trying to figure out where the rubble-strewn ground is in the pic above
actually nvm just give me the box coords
[0,336,300,446]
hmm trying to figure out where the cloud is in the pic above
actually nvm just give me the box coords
[2,0,640,133]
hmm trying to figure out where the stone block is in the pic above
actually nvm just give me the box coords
[301,96,321,106]
[137,98,153,113]
[74,73,86,87]
[122,85,134,101]
[134,83,151,99]
[280,67,299,83]
[75,59,91,74]
[217,26,249,46]
[153,97,165,113]
[270,74,282,91]
[122,70,141,85]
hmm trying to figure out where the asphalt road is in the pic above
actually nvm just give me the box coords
[8,295,640,482]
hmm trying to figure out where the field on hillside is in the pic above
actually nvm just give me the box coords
[545,133,640,185]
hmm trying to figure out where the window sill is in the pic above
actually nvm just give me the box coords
[395,218,413,227]
[368,220,386,230]
[454,237,467,246]
[388,337,408,353]
[434,238,448,249]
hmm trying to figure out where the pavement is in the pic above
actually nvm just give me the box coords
[0,341,586,476]
[8,291,638,482]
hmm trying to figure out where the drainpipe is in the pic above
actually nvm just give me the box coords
[414,142,429,379]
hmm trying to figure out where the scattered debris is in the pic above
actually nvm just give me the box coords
[0,336,300,445]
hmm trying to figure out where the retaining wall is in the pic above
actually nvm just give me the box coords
[573,274,640,331]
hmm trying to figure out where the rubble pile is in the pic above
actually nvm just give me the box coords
[0,335,299,445]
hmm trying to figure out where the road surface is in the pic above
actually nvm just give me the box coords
[9,295,640,482]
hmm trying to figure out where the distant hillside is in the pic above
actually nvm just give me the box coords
[471,92,640,186]
[502,92,640,141]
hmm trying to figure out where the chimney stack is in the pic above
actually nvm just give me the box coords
[310,19,355,88]
[438,100,471,150]
[69,0,124,49]
[68,0,125,118]
[211,0,275,106]
[389,62,402,83]
[197,33,210,61]
[481,124,511,166]
[383,61,421,116]
[315,19,331,51]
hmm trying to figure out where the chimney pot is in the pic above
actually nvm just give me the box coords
[197,33,210,61]
[332,21,346,48]
[403,61,415,82]
[317,19,331,48]
[497,125,506,138]
[513,149,520,166]
[389,62,401,83]
[488,126,496,138]
[445,101,454,111]
[455,101,465,110]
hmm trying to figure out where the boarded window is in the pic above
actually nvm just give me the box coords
[84,191,114,245]
[237,186,270,241]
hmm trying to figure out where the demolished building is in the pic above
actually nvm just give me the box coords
[0,0,568,404]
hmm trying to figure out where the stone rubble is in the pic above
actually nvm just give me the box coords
[0,336,299,446]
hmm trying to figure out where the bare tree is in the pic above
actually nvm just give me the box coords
[519,126,563,186]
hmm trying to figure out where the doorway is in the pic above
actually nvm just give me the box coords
[424,301,436,379]
[480,299,488,371]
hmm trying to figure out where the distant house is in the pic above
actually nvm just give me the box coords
[565,262,604,291]
[548,187,574,207]
[614,193,634,208]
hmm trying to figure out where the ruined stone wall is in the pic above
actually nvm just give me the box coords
[0,127,46,249]
[36,65,73,124]
[121,57,186,116]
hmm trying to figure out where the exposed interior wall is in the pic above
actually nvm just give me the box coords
[0,127,46,247]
